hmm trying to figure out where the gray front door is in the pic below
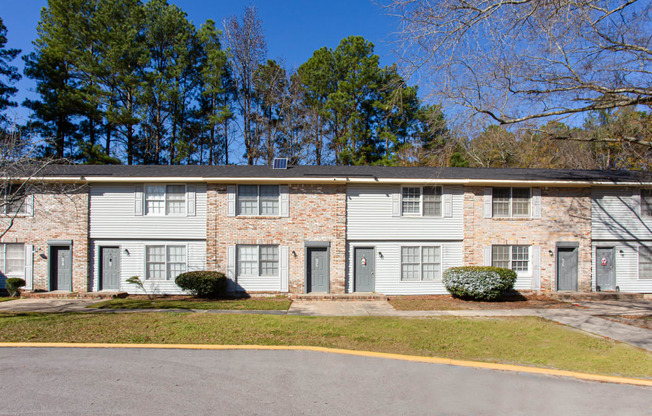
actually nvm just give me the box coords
[354,247,375,292]
[596,247,615,291]
[101,247,121,291]
[557,247,578,291]
[307,248,329,293]
[51,246,72,291]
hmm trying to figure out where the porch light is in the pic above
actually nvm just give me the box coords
[548,250,554,257]
[292,250,297,257]
[124,248,130,255]
[378,252,384,259]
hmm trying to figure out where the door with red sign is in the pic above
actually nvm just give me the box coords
[596,247,615,291]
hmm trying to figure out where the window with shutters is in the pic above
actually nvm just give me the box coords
[237,245,279,277]
[237,185,280,216]
[401,186,442,217]
[0,243,25,279]
[492,245,530,275]
[145,184,186,216]
[641,189,652,217]
[2,184,28,215]
[400,246,441,281]
[145,245,186,280]
[639,245,652,279]
[492,187,531,217]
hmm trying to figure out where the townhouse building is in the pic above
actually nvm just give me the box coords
[1,164,650,295]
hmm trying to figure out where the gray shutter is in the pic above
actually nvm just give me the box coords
[25,195,34,216]
[483,246,492,266]
[186,185,196,216]
[24,244,33,290]
[134,185,143,216]
[531,246,541,290]
[632,189,641,215]
[532,188,542,219]
[279,185,290,217]
[443,188,453,218]
[392,190,401,217]
[280,246,289,292]
[226,245,236,291]
[226,185,236,217]
[483,188,492,218]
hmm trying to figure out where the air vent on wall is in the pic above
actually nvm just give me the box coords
[272,158,288,169]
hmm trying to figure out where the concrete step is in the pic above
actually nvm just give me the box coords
[548,292,645,301]
[21,291,128,300]
[292,293,387,301]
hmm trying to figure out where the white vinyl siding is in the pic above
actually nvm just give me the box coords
[492,187,530,218]
[90,184,207,239]
[237,185,280,216]
[492,245,530,275]
[641,189,652,217]
[90,239,205,294]
[145,245,187,281]
[640,245,652,279]
[592,188,652,240]
[401,186,442,217]
[590,242,652,293]
[347,185,463,240]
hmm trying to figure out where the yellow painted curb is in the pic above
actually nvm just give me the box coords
[1,342,650,387]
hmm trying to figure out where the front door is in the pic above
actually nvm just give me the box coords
[354,247,375,292]
[100,247,121,291]
[50,246,72,291]
[557,247,578,291]
[596,247,615,291]
[307,248,329,293]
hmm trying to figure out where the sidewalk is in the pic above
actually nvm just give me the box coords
[1,297,650,351]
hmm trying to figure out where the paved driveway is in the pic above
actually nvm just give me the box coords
[0,347,649,416]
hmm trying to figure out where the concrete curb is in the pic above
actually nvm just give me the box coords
[1,342,650,388]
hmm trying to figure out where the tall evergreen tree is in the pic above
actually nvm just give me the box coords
[0,17,21,123]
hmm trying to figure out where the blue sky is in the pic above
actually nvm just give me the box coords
[2,0,401,124]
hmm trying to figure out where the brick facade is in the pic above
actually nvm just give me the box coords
[1,185,89,292]
[206,184,346,294]
[463,186,592,291]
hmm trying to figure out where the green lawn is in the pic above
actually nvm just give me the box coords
[87,297,291,311]
[0,298,16,303]
[0,313,650,378]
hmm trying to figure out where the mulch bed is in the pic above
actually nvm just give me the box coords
[388,293,577,311]
[600,315,652,330]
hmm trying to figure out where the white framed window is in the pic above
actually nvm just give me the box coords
[145,184,186,216]
[237,185,280,216]
[2,184,27,215]
[492,187,531,217]
[145,245,186,280]
[401,246,441,281]
[639,245,652,279]
[401,186,442,217]
[237,245,279,277]
[0,243,25,279]
[641,189,652,217]
[492,245,530,274]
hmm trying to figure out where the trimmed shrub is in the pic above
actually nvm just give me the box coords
[6,278,26,297]
[175,271,227,298]
[442,266,517,300]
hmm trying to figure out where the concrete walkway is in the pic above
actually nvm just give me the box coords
[1,297,650,351]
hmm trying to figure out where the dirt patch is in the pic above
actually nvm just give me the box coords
[388,293,577,311]
[600,315,652,330]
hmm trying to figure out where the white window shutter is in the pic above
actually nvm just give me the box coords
[25,195,34,216]
[24,244,34,290]
[632,189,641,215]
[483,188,492,218]
[532,188,542,219]
[226,186,236,217]
[279,185,290,217]
[443,188,453,218]
[186,185,196,216]
[226,245,236,291]
[392,191,401,217]
[134,185,143,216]
[531,246,541,290]
[280,246,289,292]
[483,246,492,266]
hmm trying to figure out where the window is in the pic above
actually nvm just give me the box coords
[401,186,442,217]
[0,243,25,278]
[493,187,530,217]
[642,189,652,217]
[2,184,27,215]
[640,245,652,279]
[237,245,279,277]
[492,245,530,274]
[237,185,280,216]
[145,245,186,280]
[145,185,185,216]
[401,246,441,281]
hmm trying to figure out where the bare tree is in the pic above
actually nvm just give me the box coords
[384,0,651,146]
[224,6,267,164]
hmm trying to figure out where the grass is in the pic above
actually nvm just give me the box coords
[389,294,572,311]
[0,312,650,378]
[87,297,291,311]
[0,297,16,303]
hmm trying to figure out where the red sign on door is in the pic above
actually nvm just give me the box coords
[601,257,608,266]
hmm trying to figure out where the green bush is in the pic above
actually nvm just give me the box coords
[175,271,227,298]
[442,266,517,300]
[5,278,26,297]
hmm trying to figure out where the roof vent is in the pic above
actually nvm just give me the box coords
[272,158,288,169]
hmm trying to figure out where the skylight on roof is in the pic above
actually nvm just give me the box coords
[272,158,288,169]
